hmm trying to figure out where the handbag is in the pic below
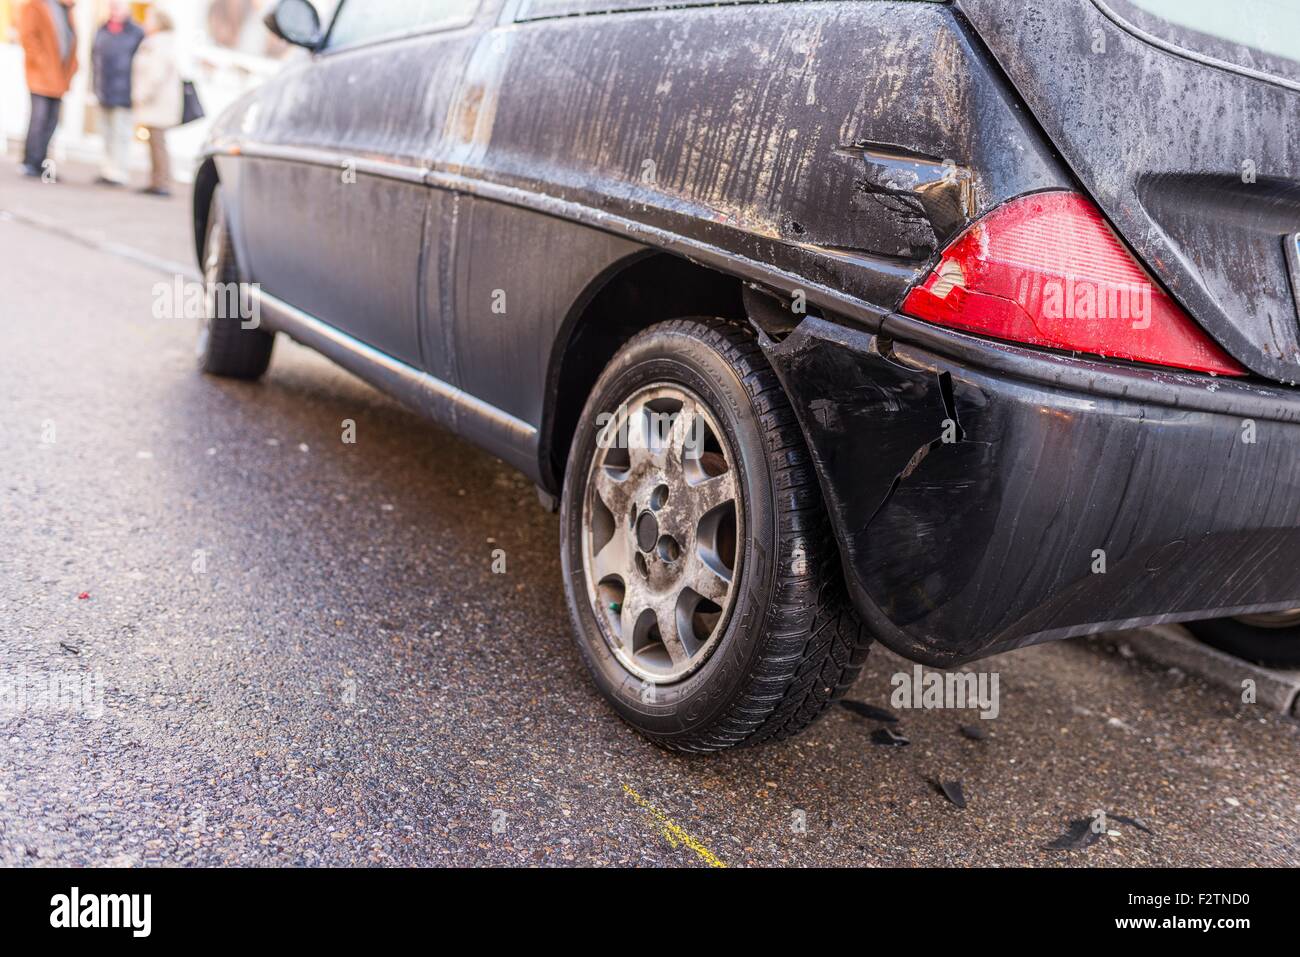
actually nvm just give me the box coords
[180,80,205,125]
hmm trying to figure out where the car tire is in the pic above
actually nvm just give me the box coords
[560,317,872,751]
[196,185,274,380]
[1185,615,1300,668]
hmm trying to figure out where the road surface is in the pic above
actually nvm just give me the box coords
[1,163,1297,866]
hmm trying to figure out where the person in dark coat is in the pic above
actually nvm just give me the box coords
[92,1,145,186]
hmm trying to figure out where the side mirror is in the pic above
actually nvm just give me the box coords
[264,0,323,50]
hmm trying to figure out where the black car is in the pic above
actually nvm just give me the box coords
[193,0,1300,750]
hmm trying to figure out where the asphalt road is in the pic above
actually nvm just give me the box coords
[2,164,1298,867]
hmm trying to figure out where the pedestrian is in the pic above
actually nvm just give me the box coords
[18,0,79,180]
[131,6,181,197]
[91,0,144,187]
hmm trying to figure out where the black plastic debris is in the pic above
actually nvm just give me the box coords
[1046,817,1102,851]
[958,724,987,740]
[1046,811,1153,850]
[939,780,967,808]
[870,727,909,747]
[58,642,79,656]
[839,699,898,723]
[1108,813,1154,835]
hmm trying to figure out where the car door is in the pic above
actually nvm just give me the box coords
[234,0,484,371]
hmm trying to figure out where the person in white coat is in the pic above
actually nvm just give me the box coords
[131,7,181,196]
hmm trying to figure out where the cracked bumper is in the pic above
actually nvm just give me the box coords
[761,314,1300,666]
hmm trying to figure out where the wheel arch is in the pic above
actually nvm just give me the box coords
[538,252,750,494]
[192,157,221,270]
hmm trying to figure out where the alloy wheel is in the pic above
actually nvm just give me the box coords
[581,383,743,683]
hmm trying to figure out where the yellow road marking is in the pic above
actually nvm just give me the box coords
[622,783,727,868]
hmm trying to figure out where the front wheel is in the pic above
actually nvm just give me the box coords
[560,317,871,752]
[196,185,274,380]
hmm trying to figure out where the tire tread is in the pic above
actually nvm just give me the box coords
[199,189,274,381]
[633,317,872,752]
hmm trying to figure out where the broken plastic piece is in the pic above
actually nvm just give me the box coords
[1108,813,1154,835]
[870,727,910,747]
[839,699,899,723]
[1046,817,1102,851]
[938,780,966,808]
[1046,811,1152,850]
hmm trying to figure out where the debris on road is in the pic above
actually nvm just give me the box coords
[1108,813,1153,834]
[1046,811,1153,851]
[939,780,967,809]
[871,727,910,747]
[839,699,898,723]
[1046,817,1103,851]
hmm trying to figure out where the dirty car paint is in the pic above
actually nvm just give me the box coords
[195,0,1300,667]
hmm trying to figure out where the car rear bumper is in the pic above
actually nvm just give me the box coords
[760,313,1300,666]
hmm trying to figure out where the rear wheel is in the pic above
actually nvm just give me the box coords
[196,185,274,380]
[560,317,872,751]
[1186,612,1300,667]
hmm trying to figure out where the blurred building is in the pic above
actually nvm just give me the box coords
[2,0,332,182]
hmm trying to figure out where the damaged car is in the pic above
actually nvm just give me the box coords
[192,0,1300,749]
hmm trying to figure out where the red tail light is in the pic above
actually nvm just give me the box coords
[900,191,1246,376]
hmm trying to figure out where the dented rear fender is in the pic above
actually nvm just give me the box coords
[758,313,1300,665]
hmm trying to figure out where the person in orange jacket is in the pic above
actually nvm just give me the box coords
[18,0,79,179]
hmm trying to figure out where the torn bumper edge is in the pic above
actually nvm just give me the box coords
[757,311,1300,666]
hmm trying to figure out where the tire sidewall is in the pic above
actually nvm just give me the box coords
[197,184,273,379]
[560,322,781,742]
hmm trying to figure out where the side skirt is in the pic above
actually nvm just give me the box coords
[249,287,541,481]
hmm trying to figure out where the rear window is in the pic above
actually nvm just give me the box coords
[1101,0,1300,86]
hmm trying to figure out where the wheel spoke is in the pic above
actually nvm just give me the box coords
[619,586,648,654]
[686,555,731,603]
[658,604,690,666]
[621,398,656,472]
[591,464,633,518]
[592,524,632,584]
[663,399,701,462]
[595,400,653,475]
[688,471,736,517]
